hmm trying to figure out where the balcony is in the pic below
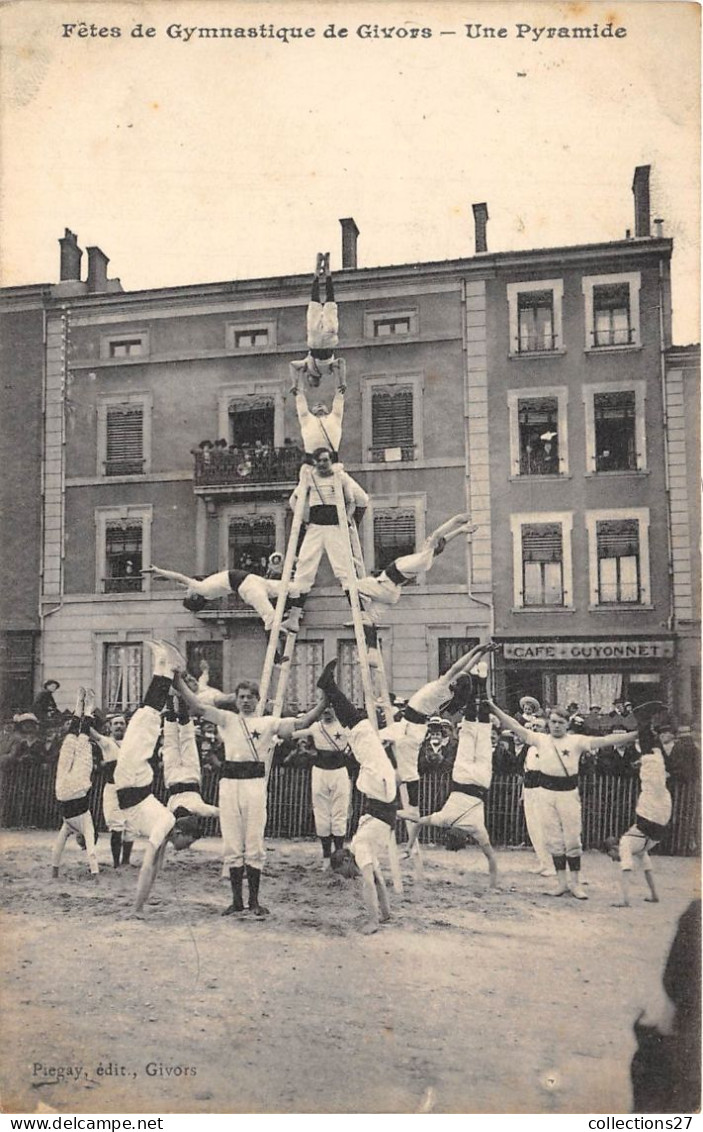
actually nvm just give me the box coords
[193,590,259,621]
[192,445,302,498]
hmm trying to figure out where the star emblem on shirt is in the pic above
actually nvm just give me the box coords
[250,730,261,741]
[333,731,343,742]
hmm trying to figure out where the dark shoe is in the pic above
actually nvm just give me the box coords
[250,903,270,918]
[317,659,338,692]
[222,900,245,916]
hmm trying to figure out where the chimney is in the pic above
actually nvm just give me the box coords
[632,165,651,238]
[87,246,109,292]
[472,203,489,253]
[653,218,664,238]
[59,229,82,281]
[339,218,359,269]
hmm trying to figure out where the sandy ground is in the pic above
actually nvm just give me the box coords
[0,830,698,1115]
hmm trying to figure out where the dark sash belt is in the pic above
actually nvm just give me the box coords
[365,796,398,829]
[384,561,409,587]
[523,770,542,789]
[315,752,347,771]
[403,705,428,726]
[221,761,265,780]
[228,568,251,592]
[309,504,338,526]
[60,794,90,819]
[451,780,487,801]
[540,773,579,792]
[117,784,152,809]
[635,814,668,841]
[168,781,202,798]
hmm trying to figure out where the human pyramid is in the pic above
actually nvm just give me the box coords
[52,254,673,930]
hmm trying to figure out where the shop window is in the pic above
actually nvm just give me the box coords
[103,643,142,714]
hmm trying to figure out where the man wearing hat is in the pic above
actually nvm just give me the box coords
[32,679,63,723]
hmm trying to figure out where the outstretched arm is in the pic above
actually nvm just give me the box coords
[443,641,494,684]
[589,730,639,751]
[144,565,192,588]
[277,692,328,739]
[485,699,535,746]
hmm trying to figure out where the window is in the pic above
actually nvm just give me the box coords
[370,385,415,462]
[374,316,411,337]
[229,515,277,576]
[585,508,651,607]
[507,387,568,477]
[0,632,36,715]
[438,637,480,676]
[373,509,416,573]
[97,394,151,477]
[522,523,564,606]
[100,332,149,360]
[510,512,573,609]
[96,505,152,596]
[596,519,641,603]
[593,284,632,347]
[337,639,364,707]
[517,397,560,475]
[103,643,142,714]
[186,641,223,693]
[228,397,275,449]
[287,640,324,712]
[507,280,563,356]
[364,308,418,339]
[517,291,555,353]
[105,405,144,476]
[104,523,143,593]
[582,272,641,350]
[584,381,646,473]
[234,328,269,349]
[226,320,277,351]
[109,339,143,358]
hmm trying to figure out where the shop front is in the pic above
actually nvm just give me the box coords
[496,636,675,717]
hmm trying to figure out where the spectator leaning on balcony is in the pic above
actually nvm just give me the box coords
[145,563,300,634]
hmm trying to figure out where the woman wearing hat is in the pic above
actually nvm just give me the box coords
[32,679,62,723]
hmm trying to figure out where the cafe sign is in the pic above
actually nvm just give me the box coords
[503,640,675,662]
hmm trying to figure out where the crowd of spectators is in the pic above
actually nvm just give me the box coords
[191,437,304,482]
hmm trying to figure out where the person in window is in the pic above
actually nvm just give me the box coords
[532,431,558,475]
[145,562,300,634]
[354,514,477,629]
[32,679,63,723]
[289,253,345,389]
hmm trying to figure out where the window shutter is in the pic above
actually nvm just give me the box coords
[373,509,416,571]
[371,386,414,454]
[596,519,639,558]
[106,407,144,474]
[522,523,563,562]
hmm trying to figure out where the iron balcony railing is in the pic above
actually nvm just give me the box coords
[193,446,303,488]
[592,326,636,347]
[102,576,143,594]
[516,333,559,354]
